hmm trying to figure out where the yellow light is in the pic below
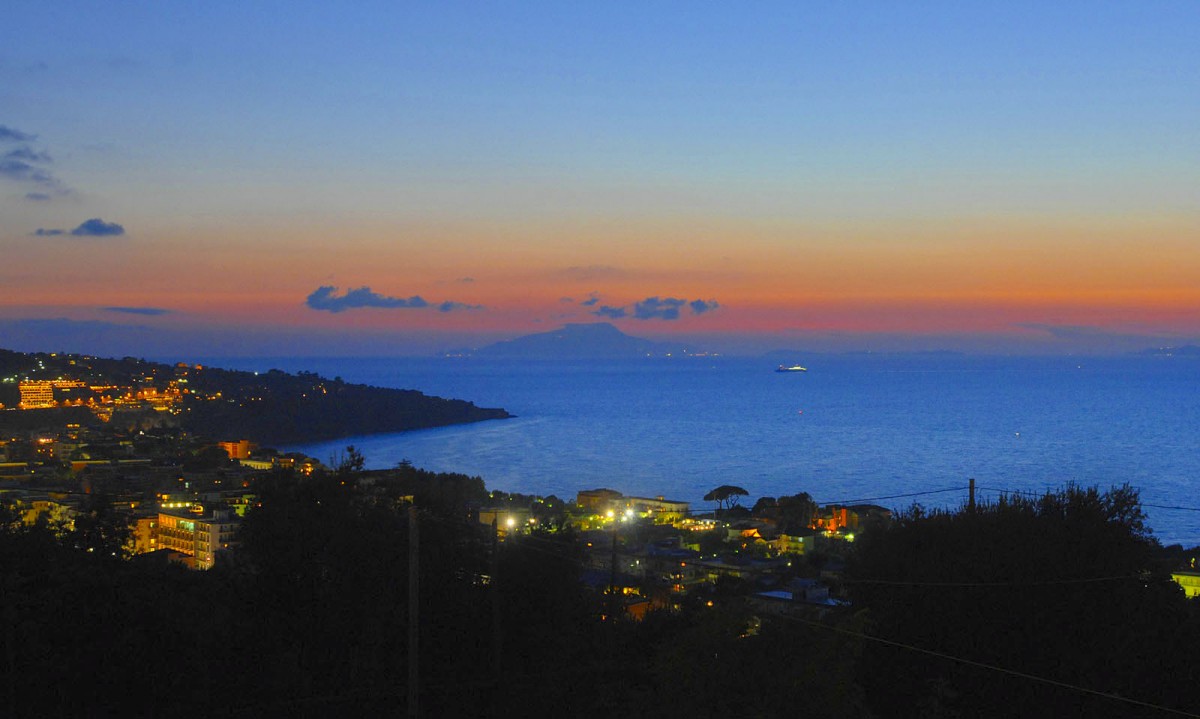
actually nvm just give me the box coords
[506,517,515,528]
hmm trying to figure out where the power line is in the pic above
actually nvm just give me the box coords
[978,486,1200,514]
[1143,503,1200,513]
[815,486,967,506]
[975,485,1048,497]
[779,614,1200,718]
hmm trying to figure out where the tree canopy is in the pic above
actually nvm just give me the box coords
[847,484,1200,718]
[753,492,818,533]
[704,485,749,514]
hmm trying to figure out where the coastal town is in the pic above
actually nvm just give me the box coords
[0,348,878,596]
[3,348,1199,602]
[1,351,880,594]
[2,347,1199,717]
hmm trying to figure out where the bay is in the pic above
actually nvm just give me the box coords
[206,354,1200,546]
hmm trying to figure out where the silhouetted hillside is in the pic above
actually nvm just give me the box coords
[181,367,510,444]
[475,322,665,359]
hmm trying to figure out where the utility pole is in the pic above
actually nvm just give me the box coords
[408,505,419,719]
[491,516,502,683]
[3,577,14,714]
[605,523,619,658]
[608,525,619,621]
[968,477,976,514]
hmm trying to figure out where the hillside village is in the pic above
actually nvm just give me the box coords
[3,347,1199,606]
[0,347,871,588]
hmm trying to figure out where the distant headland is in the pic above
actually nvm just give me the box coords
[0,348,510,445]
[459,322,717,360]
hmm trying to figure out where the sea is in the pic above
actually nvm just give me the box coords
[202,354,1200,547]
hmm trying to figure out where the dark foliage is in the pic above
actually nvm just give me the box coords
[848,484,1200,718]
[68,492,134,558]
[0,406,98,434]
[776,492,819,533]
[704,484,749,516]
[5,468,1197,718]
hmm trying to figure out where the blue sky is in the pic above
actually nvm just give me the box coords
[2,1,1197,356]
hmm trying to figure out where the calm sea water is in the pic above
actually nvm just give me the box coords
[205,354,1200,546]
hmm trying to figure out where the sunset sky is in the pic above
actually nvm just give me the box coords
[3,2,1197,357]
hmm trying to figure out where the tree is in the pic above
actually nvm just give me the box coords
[776,492,818,534]
[332,444,365,475]
[753,492,819,533]
[752,496,777,515]
[183,444,232,471]
[69,493,133,559]
[704,485,748,517]
[848,484,1200,718]
[695,527,727,556]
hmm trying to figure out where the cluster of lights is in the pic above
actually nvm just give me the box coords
[602,508,639,523]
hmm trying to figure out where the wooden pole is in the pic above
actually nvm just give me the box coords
[408,505,419,719]
[609,526,618,621]
[492,517,502,682]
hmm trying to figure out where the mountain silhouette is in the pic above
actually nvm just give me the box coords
[475,323,666,359]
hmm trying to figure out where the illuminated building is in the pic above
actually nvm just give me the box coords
[479,507,533,537]
[18,381,55,409]
[812,504,892,533]
[813,506,853,532]
[218,440,255,460]
[274,455,321,475]
[623,496,690,523]
[575,489,690,524]
[769,532,814,555]
[239,458,273,470]
[1173,570,1200,598]
[132,515,158,554]
[576,488,623,513]
[5,493,79,527]
[157,508,239,570]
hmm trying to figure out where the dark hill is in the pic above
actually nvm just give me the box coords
[180,367,510,445]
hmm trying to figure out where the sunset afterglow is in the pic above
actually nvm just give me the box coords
[3,2,1197,356]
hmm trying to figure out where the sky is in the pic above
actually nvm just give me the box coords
[2,1,1198,357]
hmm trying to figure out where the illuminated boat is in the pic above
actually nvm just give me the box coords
[775,364,807,372]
